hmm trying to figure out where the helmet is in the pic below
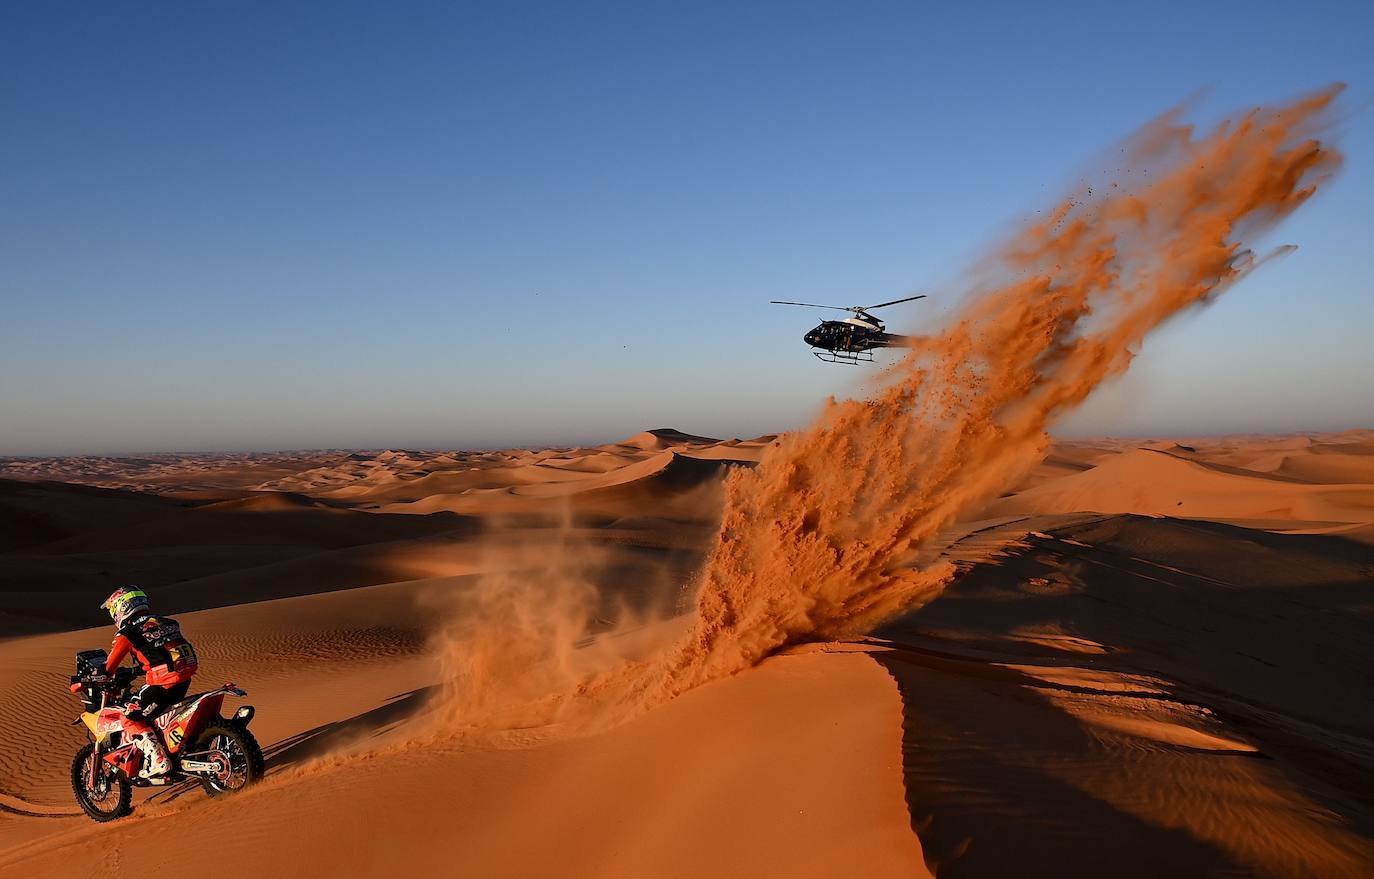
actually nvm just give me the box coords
[101,587,149,626]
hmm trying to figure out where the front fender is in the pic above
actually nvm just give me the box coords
[80,712,114,745]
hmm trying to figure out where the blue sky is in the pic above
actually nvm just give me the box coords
[2,1,1371,454]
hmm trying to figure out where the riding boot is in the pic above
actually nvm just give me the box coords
[134,732,171,782]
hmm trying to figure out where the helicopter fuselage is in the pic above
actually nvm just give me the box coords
[770,294,924,364]
[803,318,905,354]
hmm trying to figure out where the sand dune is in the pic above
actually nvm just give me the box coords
[679,440,772,463]
[876,511,1374,876]
[991,446,1374,524]
[1273,449,1374,484]
[618,427,723,450]
[0,643,925,878]
[535,451,635,473]
[2,429,1373,876]
[0,479,183,552]
[512,451,731,498]
[372,446,754,520]
[0,452,344,495]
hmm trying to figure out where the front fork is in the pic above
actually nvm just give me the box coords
[87,690,107,790]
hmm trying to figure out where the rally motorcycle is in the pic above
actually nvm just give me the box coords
[68,649,265,821]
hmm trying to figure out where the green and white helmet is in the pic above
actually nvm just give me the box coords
[101,586,149,627]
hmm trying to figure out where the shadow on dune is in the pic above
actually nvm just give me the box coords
[264,686,439,772]
[885,515,1374,747]
[871,649,1241,877]
[0,485,480,638]
[145,687,437,808]
[871,513,1374,874]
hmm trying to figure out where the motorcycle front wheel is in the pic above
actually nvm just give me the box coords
[71,743,132,822]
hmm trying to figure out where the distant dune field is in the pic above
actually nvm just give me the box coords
[2,428,1373,877]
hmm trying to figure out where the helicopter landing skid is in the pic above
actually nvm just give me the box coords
[812,348,875,365]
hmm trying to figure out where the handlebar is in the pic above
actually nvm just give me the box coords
[85,666,137,686]
[69,666,139,707]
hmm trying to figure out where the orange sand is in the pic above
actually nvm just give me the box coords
[4,427,1374,877]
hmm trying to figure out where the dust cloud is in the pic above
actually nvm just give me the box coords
[435,87,1344,731]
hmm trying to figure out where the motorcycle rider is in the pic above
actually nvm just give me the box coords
[99,586,199,783]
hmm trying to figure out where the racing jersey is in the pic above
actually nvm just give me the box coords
[105,612,199,685]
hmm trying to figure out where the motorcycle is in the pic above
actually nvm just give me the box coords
[68,648,265,821]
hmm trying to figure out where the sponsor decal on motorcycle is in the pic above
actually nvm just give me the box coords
[68,648,263,820]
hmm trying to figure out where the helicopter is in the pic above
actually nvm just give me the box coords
[770,294,927,364]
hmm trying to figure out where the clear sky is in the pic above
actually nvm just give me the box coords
[2,1,1371,455]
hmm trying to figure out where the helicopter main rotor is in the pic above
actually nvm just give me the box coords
[768,293,926,319]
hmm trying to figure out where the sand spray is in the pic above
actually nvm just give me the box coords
[431,87,1343,734]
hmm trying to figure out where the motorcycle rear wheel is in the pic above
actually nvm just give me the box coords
[71,743,132,822]
[195,721,264,797]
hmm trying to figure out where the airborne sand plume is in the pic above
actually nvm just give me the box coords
[433,86,1345,729]
[648,87,1344,696]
